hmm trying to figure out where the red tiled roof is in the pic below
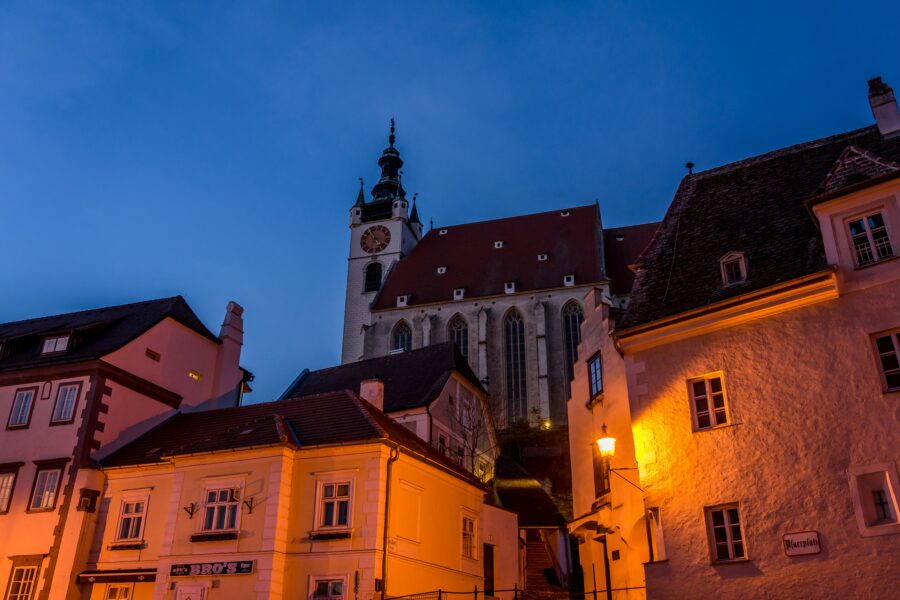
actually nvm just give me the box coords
[373,205,605,309]
[602,223,660,295]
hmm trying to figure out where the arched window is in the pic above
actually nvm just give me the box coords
[448,315,469,360]
[364,262,383,293]
[391,321,412,353]
[562,301,584,382]
[504,309,527,422]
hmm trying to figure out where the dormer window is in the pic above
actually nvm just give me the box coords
[41,335,69,355]
[563,274,575,287]
[719,252,748,286]
[396,294,410,308]
[560,210,570,217]
[494,241,504,249]
[537,253,548,261]
[437,266,447,274]
[848,212,894,266]
[439,229,448,235]
[453,288,466,301]
[505,282,516,294]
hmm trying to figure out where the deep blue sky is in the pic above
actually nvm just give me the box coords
[3,1,899,402]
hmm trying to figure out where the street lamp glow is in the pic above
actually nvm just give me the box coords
[596,435,616,457]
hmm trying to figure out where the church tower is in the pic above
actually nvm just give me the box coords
[341,121,423,363]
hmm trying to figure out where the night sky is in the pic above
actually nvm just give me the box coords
[3,1,899,402]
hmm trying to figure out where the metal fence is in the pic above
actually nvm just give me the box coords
[386,585,647,600]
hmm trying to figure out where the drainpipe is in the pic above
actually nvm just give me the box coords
[381,444,400,597]
[600,536,612,600]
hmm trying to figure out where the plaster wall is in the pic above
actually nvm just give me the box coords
[632,277,900,599]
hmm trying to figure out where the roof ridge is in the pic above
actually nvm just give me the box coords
[305,342,456,376]
[0,296,184,329]
[603,221,661,232]
[429,203,596,232]
[346,390,389,437]
[691,125,875,180]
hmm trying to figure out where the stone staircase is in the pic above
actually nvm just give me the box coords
[524,530,568,596]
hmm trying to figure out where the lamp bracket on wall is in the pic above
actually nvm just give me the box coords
[183,502,197,519]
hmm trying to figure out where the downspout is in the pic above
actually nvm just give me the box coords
[381,444,400,597]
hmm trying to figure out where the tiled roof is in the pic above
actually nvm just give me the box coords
[621,125,900,328]
[602,223,660,295]
[282,342,484,412]
[101,390,484,486]
[0,296,219,372]
[372,205,606,309]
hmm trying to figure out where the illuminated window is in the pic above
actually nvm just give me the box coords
[318,482,351,528]
[363,262,383,293]
[874,331,900,391]
[105,585,132,600]
[50,383,81,423]
[41,335,69,354]
[504,310,527,422]
[5,564,39,600]
[587,353,603,400]
[116,497,147,541]
[0,466,19,513]
[7,387,37,428]
[462,516,476,558]
[706,504,746,562]
[848,212,894,266]
[312,579,344,600]
[30,467,62,511]
[390,321,412,353]
[448,315,469,359]
[201,487,240,532]
[688,375,729,431]
[562,301,584,382]
[719,252,748,285]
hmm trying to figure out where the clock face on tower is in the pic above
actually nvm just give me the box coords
[360,225,391,254]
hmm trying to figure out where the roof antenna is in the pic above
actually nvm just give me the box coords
[685,162,695,175]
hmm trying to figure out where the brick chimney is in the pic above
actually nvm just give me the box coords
[210,301,244,405]
[869,77,900,138]
[359,378,384,411]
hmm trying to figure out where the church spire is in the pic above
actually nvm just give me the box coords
[354,177,365,207]
[410,193,421,225]
[371,118,405,202]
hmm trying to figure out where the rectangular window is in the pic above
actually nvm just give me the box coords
[689,375,728,430]
[319,482,350,528]
[591,443,610,498]
[0,466,20,513]
[5,565,38,600]
[201,487,239,532]
[875,332,900,391]
[588,353,603,400]
[462,516,475,558]
[105,585,132,600]
[116,499,147,541]
[312,579,344,600]
[7,388,37,429]
[722,259,743,284]
[41,336,69,354]
[29,468,62,511]
[50,383,81,423]
[848,212,894,266]
[706,505,746,562]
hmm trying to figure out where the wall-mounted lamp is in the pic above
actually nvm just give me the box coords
[596,424,616,458]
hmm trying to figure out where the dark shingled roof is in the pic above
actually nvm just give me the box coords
[621,125,900,328]
[282,342,485,412]
[373,205,606,309]
[101,390,483,486]
[493,456,566,527]
[0,296,219,372]
[602,223,660,296]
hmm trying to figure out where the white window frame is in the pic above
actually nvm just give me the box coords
[30,467,62,511]
[646,507,667,562]
[563,274,575,287]
[846,210,895,267]
[313,476,354,532]
[115,494,149,542]
[718,251,748,286]
[705,504,747,563]
[309,575,348,600]
[41,335,69,354]
[5,565,39,600]
[105,584,133,600]
[849,462,900,537]
[453,288,466,300]
[461,513,477,559]
[7,388,36,428]
[504,281,516,294]
[199,484,242,533]
[874,330,900,392]
[50,382,81,423]
[0,470,18,513]
[688,374,730,431]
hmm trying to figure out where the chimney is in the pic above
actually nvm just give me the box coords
[359,378,384,411]
[209,301,245,408]
[869,77,900,138]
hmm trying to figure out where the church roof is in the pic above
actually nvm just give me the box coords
[602,222,660,295]
[0,296,219,373]
[281,342,485,412]
[372,204,607,309]
[621,125,900,329]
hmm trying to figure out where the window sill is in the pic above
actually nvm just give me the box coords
[643,559,669,565]
[586,393,604,409]
[108,542,146,551]
[692,422,740,434]
[711,558,750,566]
[5,425,30,431]
[853,254,898,271]
[48,420,75,428]
[190,531,239,542]
[25,507,57,514]
[308,529,352,541]
[883,387,900,395]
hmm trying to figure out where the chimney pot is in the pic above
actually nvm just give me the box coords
[868,77,900,138]
[359,378,385,411]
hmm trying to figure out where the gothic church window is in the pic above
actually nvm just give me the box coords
[448,315,469,359]
[391,321,412,353]
[363,262,383,293]
[504,309,527,422]
[562,301,584,381]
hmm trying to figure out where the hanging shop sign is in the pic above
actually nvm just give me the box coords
[170,561,254,577]
[782,531,821,557]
